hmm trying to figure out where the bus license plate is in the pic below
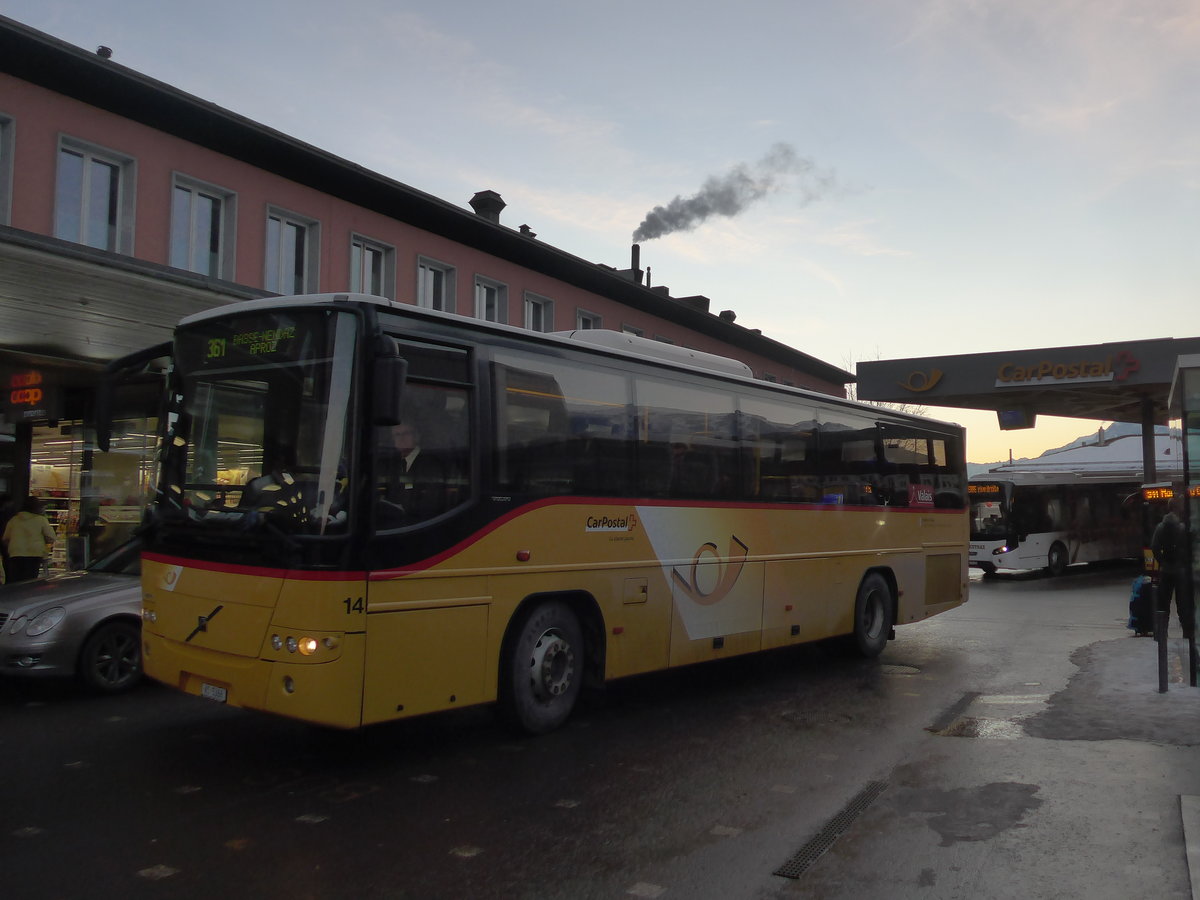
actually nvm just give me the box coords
[201,683,228,703]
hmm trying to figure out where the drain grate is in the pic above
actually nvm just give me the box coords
[773,780,889,879]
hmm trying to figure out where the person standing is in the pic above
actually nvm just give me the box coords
[1152,497,1194,639]
[1,495,57,583]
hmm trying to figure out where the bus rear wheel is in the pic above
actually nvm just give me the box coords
[500,601,584,735]
[849,573,895,658]
[1046,543,1068,577]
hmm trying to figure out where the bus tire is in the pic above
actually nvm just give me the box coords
[1046,543,1068,577]
[500,600,584,735]
[979,563,997,576]
[850,573,894,658]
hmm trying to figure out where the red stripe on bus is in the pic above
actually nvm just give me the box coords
[144,497,961,582]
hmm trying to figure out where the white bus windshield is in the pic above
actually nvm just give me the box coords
[969,482,1009,538]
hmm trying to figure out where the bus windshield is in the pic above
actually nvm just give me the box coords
[157,307,358,539]
[969,482,1009,538]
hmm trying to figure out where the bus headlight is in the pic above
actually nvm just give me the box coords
[269,632,340,659]
[992,546,1011,555]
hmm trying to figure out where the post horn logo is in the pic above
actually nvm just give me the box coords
[898,368,944,393]
[671,535,749,606]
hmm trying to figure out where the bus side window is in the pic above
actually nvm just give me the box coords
[738,395,818,502]
[634,376,737,500]
[878,425,965,509]
[818,410,881,505]
[492,350,632,497]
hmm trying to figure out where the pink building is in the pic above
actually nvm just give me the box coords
[0,15,850,568]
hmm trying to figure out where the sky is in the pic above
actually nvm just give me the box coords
[6,0,1198,463]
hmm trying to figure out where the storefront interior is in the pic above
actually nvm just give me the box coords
[25,418,158,574]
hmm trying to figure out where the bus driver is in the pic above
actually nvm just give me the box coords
[378,420,458,523]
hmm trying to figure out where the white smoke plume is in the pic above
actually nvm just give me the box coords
[632,143,834,242]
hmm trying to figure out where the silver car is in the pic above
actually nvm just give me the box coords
[0,540,142,692]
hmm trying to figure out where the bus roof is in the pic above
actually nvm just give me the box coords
[969,468,1179,486]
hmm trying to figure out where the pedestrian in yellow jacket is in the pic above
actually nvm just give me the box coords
[2,495,57,584]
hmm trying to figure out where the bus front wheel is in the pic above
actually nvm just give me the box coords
[1046,543,1068,577]
[500,601,584,735]
[850,573,895,658]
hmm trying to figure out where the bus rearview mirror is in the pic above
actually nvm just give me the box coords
[373,356,407,426]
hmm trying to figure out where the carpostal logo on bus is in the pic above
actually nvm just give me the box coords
[995,350,1139,386]
[585,511,638,533]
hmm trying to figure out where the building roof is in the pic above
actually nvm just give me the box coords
[0,14,852,387]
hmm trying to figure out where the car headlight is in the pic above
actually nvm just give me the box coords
[26,608,67,637]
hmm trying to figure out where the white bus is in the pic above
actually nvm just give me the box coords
[969,470,1146,575]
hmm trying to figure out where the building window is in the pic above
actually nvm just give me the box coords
[265,207,319,294]
[524,292,554,332]
[0,114,12,225]
[54,138,136,253]
[170,175,235,279]
[622,324,644,337]
[351,235,395,298]
[417,256,456,312]
[655,335,676,344]
[475,275,508,323]
[577,309,602,330]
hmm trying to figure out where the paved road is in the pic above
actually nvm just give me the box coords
[3,561,1197,899]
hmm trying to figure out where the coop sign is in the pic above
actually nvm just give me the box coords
[3,369,63,422]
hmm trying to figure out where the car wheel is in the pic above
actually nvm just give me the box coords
[78,621,142,693]
[500,601,583,735]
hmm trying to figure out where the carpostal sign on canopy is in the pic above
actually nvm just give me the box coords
[994,350,1139,388]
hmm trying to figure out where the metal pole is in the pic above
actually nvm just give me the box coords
[1190,635,1197,688]
[1141,398,1157,483]
[1157,609,1169,693]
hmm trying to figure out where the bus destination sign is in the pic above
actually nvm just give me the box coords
[181,313,322,371]
[967,483,1001,495]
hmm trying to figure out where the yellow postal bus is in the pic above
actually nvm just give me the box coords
[130,293,968,732]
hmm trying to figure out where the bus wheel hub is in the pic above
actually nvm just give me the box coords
[530,631,574,700]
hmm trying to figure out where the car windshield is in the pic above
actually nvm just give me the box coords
[88,540,142,575]
[155,308,358,539]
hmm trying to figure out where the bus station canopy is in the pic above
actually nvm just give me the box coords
[855,337,1200,427]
